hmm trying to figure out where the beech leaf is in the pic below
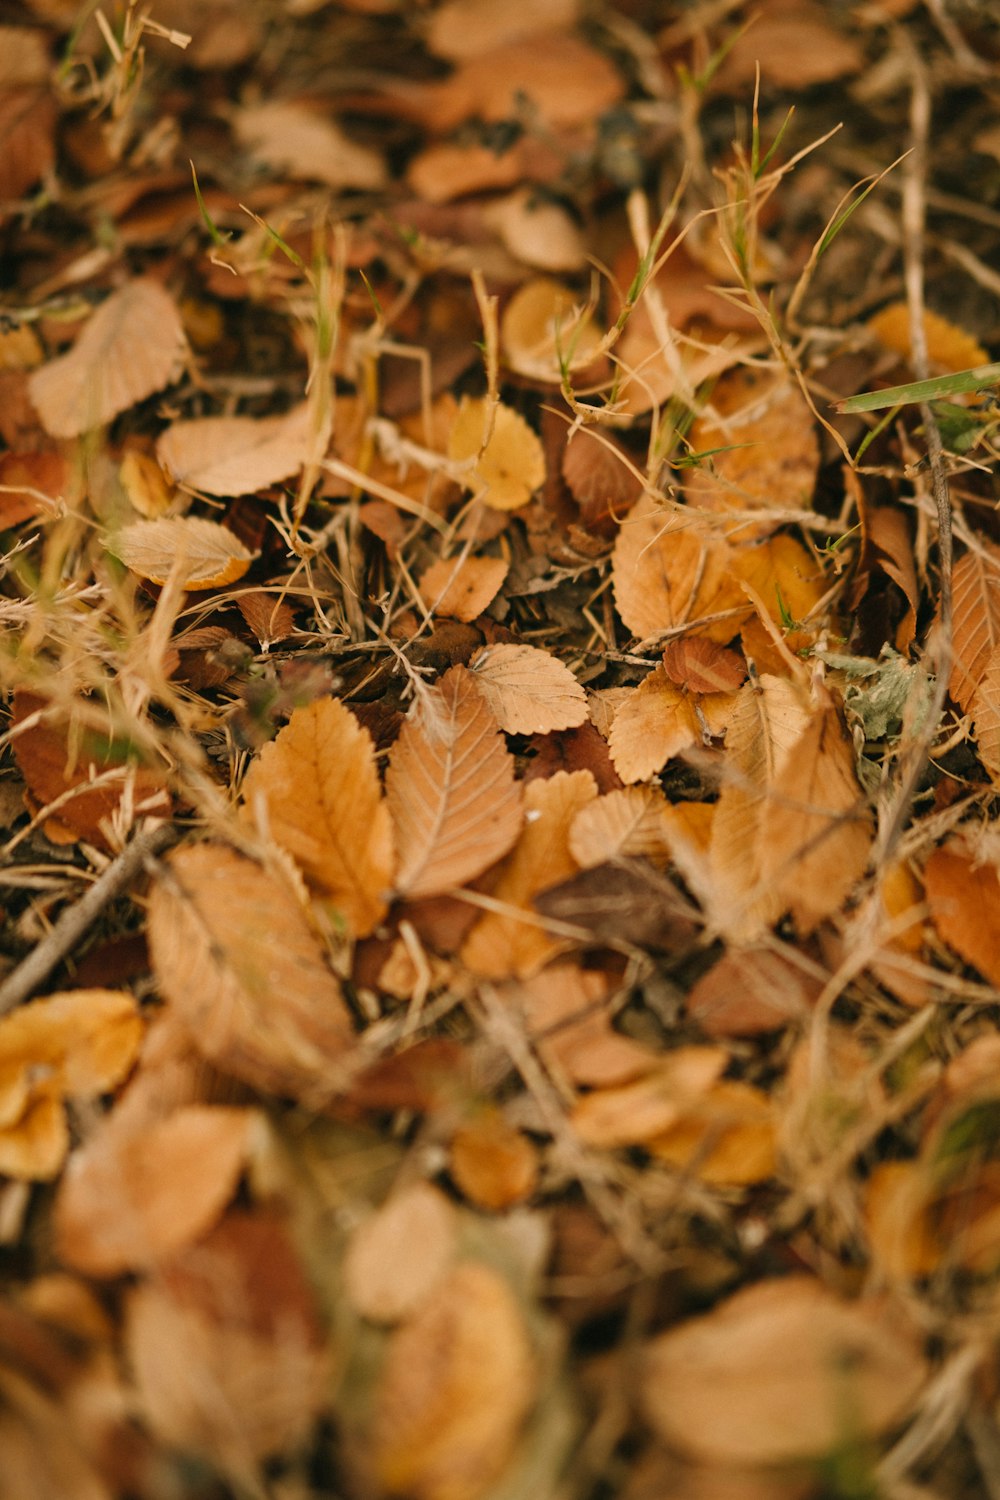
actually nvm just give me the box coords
[606,664,701,783]
[112,515,256,589]
[469,643,588,734]
[447,396,545,511]
[156,402,318,497]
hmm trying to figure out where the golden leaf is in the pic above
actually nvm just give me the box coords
[461,769,597,978]
[611,495,748,642]
[449,1108,539,1210]
[418,554,509,622]
[371,1261,536,1500]
[570,1047,726,1147]
[642,1277,927,1465]
[447,397,545,511]
[868,302,990,372]
[568,785,674,868]
[500,277,603,383]
[648,1079,776,1186]
[468,643,588,734]
[607,665,701,783]
[387,665,522,898]
[242,696,393,937]
[147,844,355,1098]
[28,279,187,438]
[112,516,255,589]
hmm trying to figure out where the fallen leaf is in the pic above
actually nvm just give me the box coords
[686,946,823,1037]
[710,0,864,90]
[949,541,1000,710]
[642,1277,927,1464]
[344,1182,458,1324]
[156,402,319,497]
[418,554,509,621]
[648,1079,777,1185]
[500,278,603,383]
[571,1047,727,1147]
[514,963,655,1088]
[661,638,746,695]
[568,785,674,868]
[868,302,990,372]
[369,1261,536,1500]
[449,1108,539,1210]
[448,397,546,511]
[242,695,393,936]
[561,427,644,530]
[461,770,597,978]
[28,280,187,438]
[426,0,578,60]
[469,643,588,734]
[111,515,256,589]
[234,100,387,189]
[54,1105,256,1276]
[147,843,355,1099]
[611,495,747,643]
[606,664,701,784]
[925,839,1000,987]
[387,665,523,898]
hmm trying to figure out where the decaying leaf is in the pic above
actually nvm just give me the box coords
[469,643,588,734]
[111,515,256,589]
[642,1277,927,1465]
[147,843,355,1098]
[461,770,597,978]
[242,695,393,936]
[369,1261,536,1500]
[387,665,523,898]
[28,279,187,438]
[156,402,319,497]
[448,397,546,511]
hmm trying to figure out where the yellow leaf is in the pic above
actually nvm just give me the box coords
[500,277,603,382]
[868,302,990,373]
[28,279,187,438]
[112,516,255,589]
[447,396,545,511]
[468,643,588,734]
[242,696,393,937]
[386,665,523,899]
[648,1079,777,1185]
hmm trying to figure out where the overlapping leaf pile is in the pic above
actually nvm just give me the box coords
[2,1,1000,1497]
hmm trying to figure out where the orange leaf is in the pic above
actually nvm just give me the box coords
[606,664,701,784]
[641,1277,927,1465]
[447,396,545,511]
[868,302,989,373]
[500,277,603,383]
[925,839,1000,987]
[514,963,655,1088]
[469,643,588,734]
[386,665,523,899]
[28,279,187,438]
[156,402,318,497]
[370,1262,536,1500]
[449,1108,539,1210]
[686,946,821,1038]
[54,1105,255,1276]
[242,696,393,937]
[418,554,508,622]
[661,637,746,694]
[147,844,355,1099]
[571,1047,726,1148]
[972,643,1000,786]
[112,515,255,589]
[568,785,674,868]
[648,1079,776,1186]
[611,494,748,643]
[949,542,1000,710]
[344,1182,458,1324]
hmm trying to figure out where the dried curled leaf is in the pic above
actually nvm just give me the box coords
[242,696,393,937]
[469,644,588,734]
[642,1277,927,1465]
[156,402,318,497]
[370,1261,536,1500]
[448,397,545,511]
[28,279,187,438]
[147,843,355,1099]
[387,665,523,899]
[111,516,256,589]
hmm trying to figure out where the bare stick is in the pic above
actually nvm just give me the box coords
[0,822,177,1016]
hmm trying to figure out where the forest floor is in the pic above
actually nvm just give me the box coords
[2,1,1000,1498]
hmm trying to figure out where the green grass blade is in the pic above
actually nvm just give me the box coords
[837,362,1000,414]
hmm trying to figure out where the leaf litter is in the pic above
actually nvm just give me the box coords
[1,2,1000,1497]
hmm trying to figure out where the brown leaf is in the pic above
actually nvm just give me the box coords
[449,1108,539,1210]
[54,1105,255,1276]
[111,516,255,589]
[448,397,545,511]
[641,1277,927,1464]
[28,280,187,438]
[949,541,1000,710]
[500,277,604,384]
[242,696,393,937]
[607,665,701,783]
[344,1182,458,1324]
[156,402,318,497]
[369,1261,536,1500]
[10,689,171,849]
[418,555,509,622]
[611,495,748,643]
[235,590,295,647]
[971,642,1000,786]
[0,86,55,202]
[561,427,643,529]
[925,839,1000,987]
[147,843,355,1098]
[534,860,698,953]
[661,638,746,695]
[686,946,823,1037]
[461,770,597,978]
[710,0,864,90]
[233,100,387,189]
[469,643,588,734]
[387,665,523,898]
[127,1212,330,1473]
[514,963,655,1088]
[426,0,577,60]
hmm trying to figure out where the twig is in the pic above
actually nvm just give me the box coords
[0,822,178,1016]
[875,46,953,865]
